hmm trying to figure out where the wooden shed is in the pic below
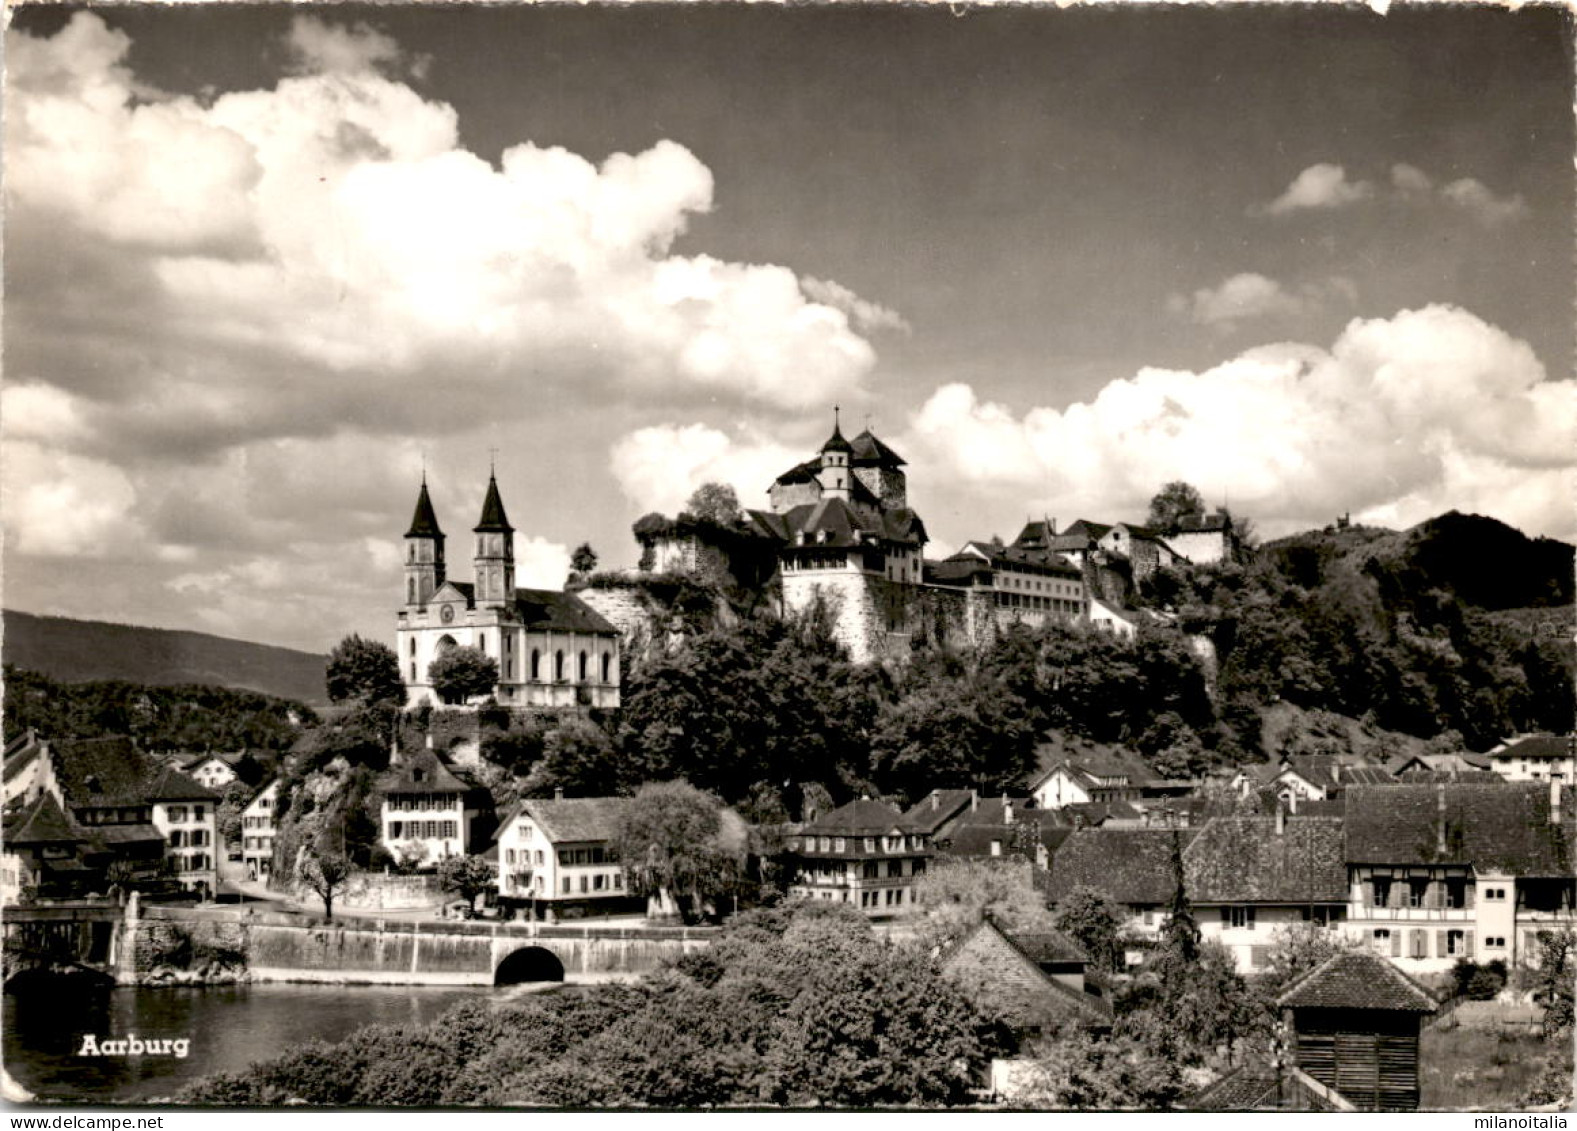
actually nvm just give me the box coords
[1276,950,1439,1111]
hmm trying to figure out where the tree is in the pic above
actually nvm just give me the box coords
[614,781,743,922]
[217,781,251,851]
[1147,481,1205,533]
[1013,1029,1181,1110]
[569,542,598,576]
[1053,885,1128,975]
[685,482,742,526]
[427,646,498,705]
[1257,922,1365,998]
[326,634,404,706]
[436,854,496,913]
[1160,829,1200,964]
[301,849,351,921]
[911,857,1058,952]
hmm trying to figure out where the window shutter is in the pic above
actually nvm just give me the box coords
[1465,884,1476,908]
[1465,931,1474,959]
[1391,930,1402,957]
[1436,930,1447,957]
[1247,907,1256,931]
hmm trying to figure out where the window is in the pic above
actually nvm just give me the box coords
[1223,907,1256,930]
[602,653,612,683]
[531,650,541,680]
[1485,887,1507,902]
[1410,930,1428,959]
[562,878,572,894]
[168,807,187,823]
[1408,879,1430,908]
[442,821,457,839]
[507,849,516,865]
[1445,879,1467,909]
[1371,877,1391,908]
[578,652,588,681]
[555,651,565,681]
[593,874,605,891]
[535,850,543,865]
[580,876,589,894]
[1486,936,1506,949]
[1373,928,1391,951]
[1445,930,1469,956]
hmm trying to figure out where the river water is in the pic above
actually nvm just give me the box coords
[3,981,493,1103]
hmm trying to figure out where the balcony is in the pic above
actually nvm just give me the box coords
[1358,906,1474,922]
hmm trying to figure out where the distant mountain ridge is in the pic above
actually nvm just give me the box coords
[2,609,329,707]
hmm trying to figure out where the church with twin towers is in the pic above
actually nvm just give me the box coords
[396,471,622,710]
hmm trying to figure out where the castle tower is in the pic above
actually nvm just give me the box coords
[816,407,853,502]
[473,471,515,607]
[404,476,446,607]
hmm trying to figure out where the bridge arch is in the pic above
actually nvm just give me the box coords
[494,945,565,986]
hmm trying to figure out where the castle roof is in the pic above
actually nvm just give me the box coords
[820,414,853,454]
[406,479,444,538]
[1175,511,1233,533]
[474,474,513,533]
[1060,520,1112,541]
[849,429,906,467]
[780,497,926,550]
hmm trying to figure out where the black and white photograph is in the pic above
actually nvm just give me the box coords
[2,0,1574,1115]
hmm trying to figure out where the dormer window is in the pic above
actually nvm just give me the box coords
[414,768,426,783]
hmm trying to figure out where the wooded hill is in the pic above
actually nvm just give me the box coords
[2,609,329,707]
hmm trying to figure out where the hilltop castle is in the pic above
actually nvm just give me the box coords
[396,475,621,709]
[587,411,1244,663]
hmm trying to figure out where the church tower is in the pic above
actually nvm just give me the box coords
[473,471,515,607]
[816,407,853,502]
[404,476,445,607]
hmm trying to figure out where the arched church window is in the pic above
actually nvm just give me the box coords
[531,649,540,680]
[555,651,565,682]
[408,578,416,603]
[578,651,588,681]
[601,653,612,683]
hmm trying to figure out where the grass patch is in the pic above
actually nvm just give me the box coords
[1419,1025,1548,1110]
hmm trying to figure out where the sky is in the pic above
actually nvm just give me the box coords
[4,2,1573,653]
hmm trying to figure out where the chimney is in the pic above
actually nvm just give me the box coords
[970,790,978,813]
[1552,779,1562,829]
[554,786,564,801]
[931,792,939,812]
[1275,798,1286,836]
[1288,791,1298,815]
[1003,798,1014,825]
[1436,784,1448,856]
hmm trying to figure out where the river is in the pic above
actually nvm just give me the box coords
[3,981,498,1103]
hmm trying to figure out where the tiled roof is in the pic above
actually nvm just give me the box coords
[143,765,220,802]
[405,479,444,538]
[1490,734,1571,761]
[1005,926,1088,965]
[849,429,906,468]
[3,742,40,786]
[1344,783,1574,873]
[1061,520,1112,541]
[941,919,1111,1020]
[900,789,977,835]
[1277,950,1438,1013]
[474,474,513,533]
[1012,520,1054,547]
[1187,1061,1352,1112]
[780,497,926,550]
[91,823,166,846]
[1184,817,1348,904]
[513,797,627,844]
[1046,827,1196,905]
[1397,769,1505,785]
[512,588,618,634]
[1031,739,1158,791]
[51,736,154,808]
[383,748,474,796]
[942,822,1074,858]
[1175,512,1233,534]
[1339,766,1396,786]
[1112,522,1164,541]
[772,458,821,486]
[925,558,988,586]
[801,797,910,836]
[4,792,89,845]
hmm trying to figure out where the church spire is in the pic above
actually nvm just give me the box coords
[406,477,443,538]
[474,472,513,534]
[821,404,852,455]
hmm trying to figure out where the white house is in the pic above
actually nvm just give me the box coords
[493,796,636,919]
[145,765,220,896]
[380,747,487,867]
[240,779,279,882]
[180,753,241,792]
[1486,734,1573,784]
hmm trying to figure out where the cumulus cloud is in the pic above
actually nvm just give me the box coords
[900,305,1574,543]
[1391,163,1433,196]
[608,423,801,516]
[2,13,894,645]
[801,277,911,335]
[1258,163,1372,215]
[1169,273,1357,328]
[1441,177,1529,227]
